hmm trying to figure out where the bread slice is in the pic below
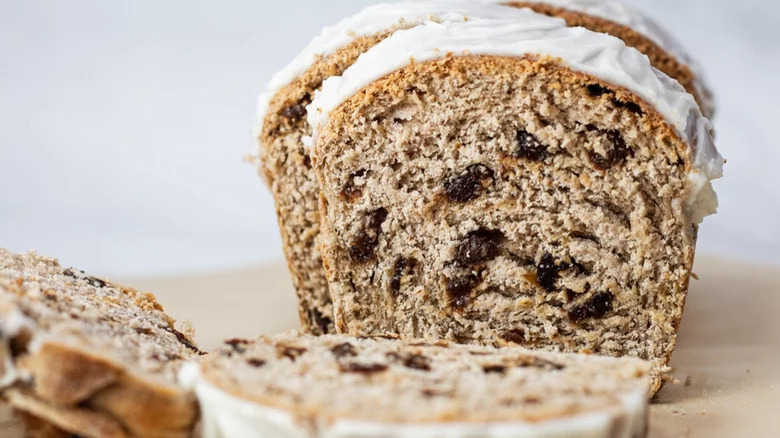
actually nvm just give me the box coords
[502,0,715,117]
[309,19,723,394]
[0,250,203,438]
[187,332,650,438]
[255,1,565,335]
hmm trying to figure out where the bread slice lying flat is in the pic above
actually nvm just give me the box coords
[0,249,204,438]
[187,332,651,438]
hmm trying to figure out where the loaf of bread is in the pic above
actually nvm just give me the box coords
[255,0,711,336]
[0,250,203,438]
[308,17,722,393]
[186,332,651,438]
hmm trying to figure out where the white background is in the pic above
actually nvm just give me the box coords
[1,0,778,276]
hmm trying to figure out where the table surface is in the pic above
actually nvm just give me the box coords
[4,255,779,437]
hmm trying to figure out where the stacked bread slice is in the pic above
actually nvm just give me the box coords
[256,0,722,395]
[0,250,203,438]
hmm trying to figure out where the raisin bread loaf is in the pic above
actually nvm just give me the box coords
[498,0,715,117]
[185,332,650,438]
[256,1,566,335]
[0,249,203,438]
[258,0,716,336]
[309,19,723,393]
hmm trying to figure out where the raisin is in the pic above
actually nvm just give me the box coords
[63,268,108,288]
[331,343,358,358]
[247,358,266,367]
[341,170,366,202]
[515,130,548,162]
[568,292,615,322]
[586,84,613,97]
[163,326,205,355]
[349,208,388,263]
[536,253,570,292]
[523,359,565,371]
[446,274,481,310]
[390,257,418,296]
[387,352,431,371]
[280,104,306,120]
[501,329,527,345]
[224,338,248,355]
[570,231,600,243]
[454,229,505,267]
[134,327,154,336]
[308,308,332,335]
[588,129,631,171]
[483,364,507,374]
[613,99,644,115]
[277,345,307,361]
[151,353,183,362]
[443,164,495,203]
[340,363,389,374]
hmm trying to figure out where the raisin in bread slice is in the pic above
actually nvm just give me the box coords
[0,249,204,438]
[498,0,715,117]
[254,1,568,335]
[309,19,723,394]
[184,332,650,438]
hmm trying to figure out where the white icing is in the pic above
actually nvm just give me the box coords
[502,0,715,116]
[308,19,723,223]
[181,363,648,438]
[253,0,566,136]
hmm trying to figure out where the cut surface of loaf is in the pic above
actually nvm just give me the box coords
[190,332,650,438]
[501,0,715,117]
[309,19,722,394]
[0,249,203,438]
[256,0,713,335]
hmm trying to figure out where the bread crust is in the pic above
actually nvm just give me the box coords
[9,340,197,438]
[6,389,129,438]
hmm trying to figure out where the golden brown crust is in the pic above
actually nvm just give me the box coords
[6,389,129,438]
[17,341,196,438]
[505,2,711,117]
[26,343,119,406]
[1,407,73,438]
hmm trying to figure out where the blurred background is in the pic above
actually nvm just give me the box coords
[1,0,778,276]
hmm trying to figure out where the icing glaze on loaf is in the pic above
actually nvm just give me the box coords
[186,371,647,438]
[308,19,723,224]
[500,0,715,118]
[254,1,565,134]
